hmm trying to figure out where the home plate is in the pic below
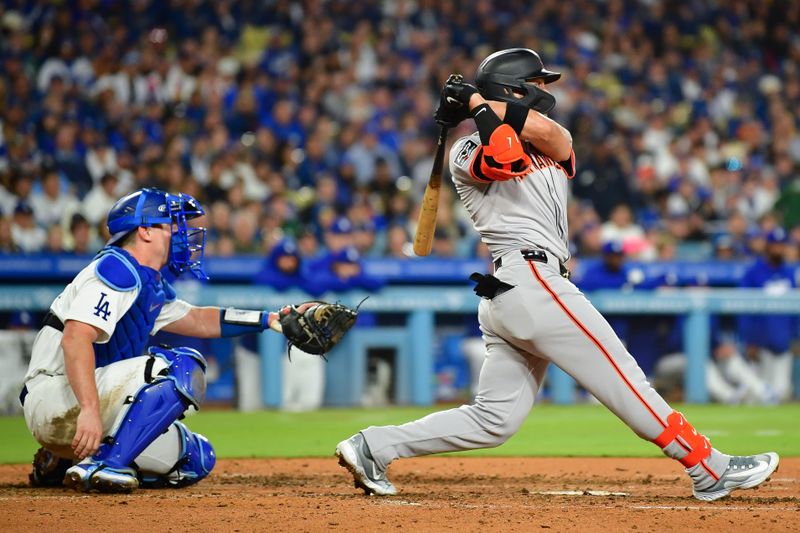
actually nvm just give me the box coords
[535,490,629,497]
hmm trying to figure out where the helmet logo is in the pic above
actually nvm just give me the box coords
[158,204,167,213]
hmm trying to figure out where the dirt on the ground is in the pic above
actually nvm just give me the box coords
[0,457,797,532]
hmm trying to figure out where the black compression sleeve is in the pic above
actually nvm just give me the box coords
[503,103,528,135]
[471,104,503,145]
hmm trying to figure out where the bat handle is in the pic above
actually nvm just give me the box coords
[429,125,449,181]
[438,126,449,145]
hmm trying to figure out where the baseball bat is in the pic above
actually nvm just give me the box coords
[413,125,449,256]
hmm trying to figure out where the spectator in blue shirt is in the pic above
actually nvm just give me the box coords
[579,241,673,374]
[578,241,644,343]
[307,245,384,296]
[253,238,315,293]
[737,227,798,401]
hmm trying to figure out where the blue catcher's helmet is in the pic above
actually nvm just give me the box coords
[106,188,209,280]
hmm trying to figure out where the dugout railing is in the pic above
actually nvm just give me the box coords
[1,285,799,406]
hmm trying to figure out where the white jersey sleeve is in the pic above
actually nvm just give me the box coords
[151,299,192,334]
[449,132,485,185]
[60,270,137,343]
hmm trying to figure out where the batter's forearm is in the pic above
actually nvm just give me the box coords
[485,100,572,162]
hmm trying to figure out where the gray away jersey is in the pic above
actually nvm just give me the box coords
[449,131,574,262]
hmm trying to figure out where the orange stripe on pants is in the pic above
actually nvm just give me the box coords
[527,261,719,480]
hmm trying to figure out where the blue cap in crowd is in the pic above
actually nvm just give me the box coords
[765,227,788,244]
[331,246,360,263]
[9,311,34,328]
[602,240,624,255]
[13,202,33,216]
[273,238,299,257]
[329,217,353,235]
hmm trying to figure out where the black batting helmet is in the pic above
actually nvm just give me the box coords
[475,48,561,111]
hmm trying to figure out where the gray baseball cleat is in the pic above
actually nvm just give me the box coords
[63,461,139,493]
[692,452,779,501]
[335,432,397,496]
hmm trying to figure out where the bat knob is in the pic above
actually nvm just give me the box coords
[447,73,464,83]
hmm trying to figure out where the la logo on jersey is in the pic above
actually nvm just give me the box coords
[94,292,111,321]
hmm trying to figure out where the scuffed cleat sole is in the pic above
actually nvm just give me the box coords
[334,442,396,496]
[693,454,780,502]
[336,452,373,496]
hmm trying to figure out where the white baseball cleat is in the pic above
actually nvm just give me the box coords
[692,452,779,501]
[64,461,139,493]
[335,433,397,496]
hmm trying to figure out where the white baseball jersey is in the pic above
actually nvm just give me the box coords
[24,259,191,382]
[360,127,732,489]
[449,131,574,263]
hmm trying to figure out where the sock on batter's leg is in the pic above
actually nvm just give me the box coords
[652,410,730,485]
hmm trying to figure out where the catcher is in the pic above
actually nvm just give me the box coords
[20,188,357,493]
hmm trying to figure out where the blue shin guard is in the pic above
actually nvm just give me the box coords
[93,346,208,472]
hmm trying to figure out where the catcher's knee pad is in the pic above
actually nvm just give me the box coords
[148,345,208,407]
[653,410,711,468]
[94,347,207,471]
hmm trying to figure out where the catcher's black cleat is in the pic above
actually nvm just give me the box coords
[336,433,397,496]
[29,447,73,487]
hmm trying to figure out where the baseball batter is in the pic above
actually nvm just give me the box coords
[21,188,295,493]
[336,48,779,502]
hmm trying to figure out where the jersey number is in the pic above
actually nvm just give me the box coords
[93,292,111,321]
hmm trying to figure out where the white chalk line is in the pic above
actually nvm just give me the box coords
[630,505,796,511]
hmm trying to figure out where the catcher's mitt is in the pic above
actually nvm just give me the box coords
[278,301,359,357]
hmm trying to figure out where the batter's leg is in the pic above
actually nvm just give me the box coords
[364,333,548,469]
[496,258,778,500]
[336,306,549,495]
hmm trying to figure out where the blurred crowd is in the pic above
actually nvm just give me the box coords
[0,0,799,267]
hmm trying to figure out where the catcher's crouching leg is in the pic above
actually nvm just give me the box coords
[29,447,73,487]
[136,421,216,488]
[64,346,208,493]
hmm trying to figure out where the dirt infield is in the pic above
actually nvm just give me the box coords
[0,457,797,532]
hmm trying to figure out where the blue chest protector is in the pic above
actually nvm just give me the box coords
[92,247,177,367]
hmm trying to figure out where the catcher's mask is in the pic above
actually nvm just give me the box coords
[106,188,208,280]
[476,48,561,112]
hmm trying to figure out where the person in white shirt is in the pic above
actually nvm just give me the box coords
[30,170,80,228]
[10,203,46,253]
[81,174,119,225]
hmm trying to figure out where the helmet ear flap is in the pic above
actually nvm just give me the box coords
[519,83,557,114]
